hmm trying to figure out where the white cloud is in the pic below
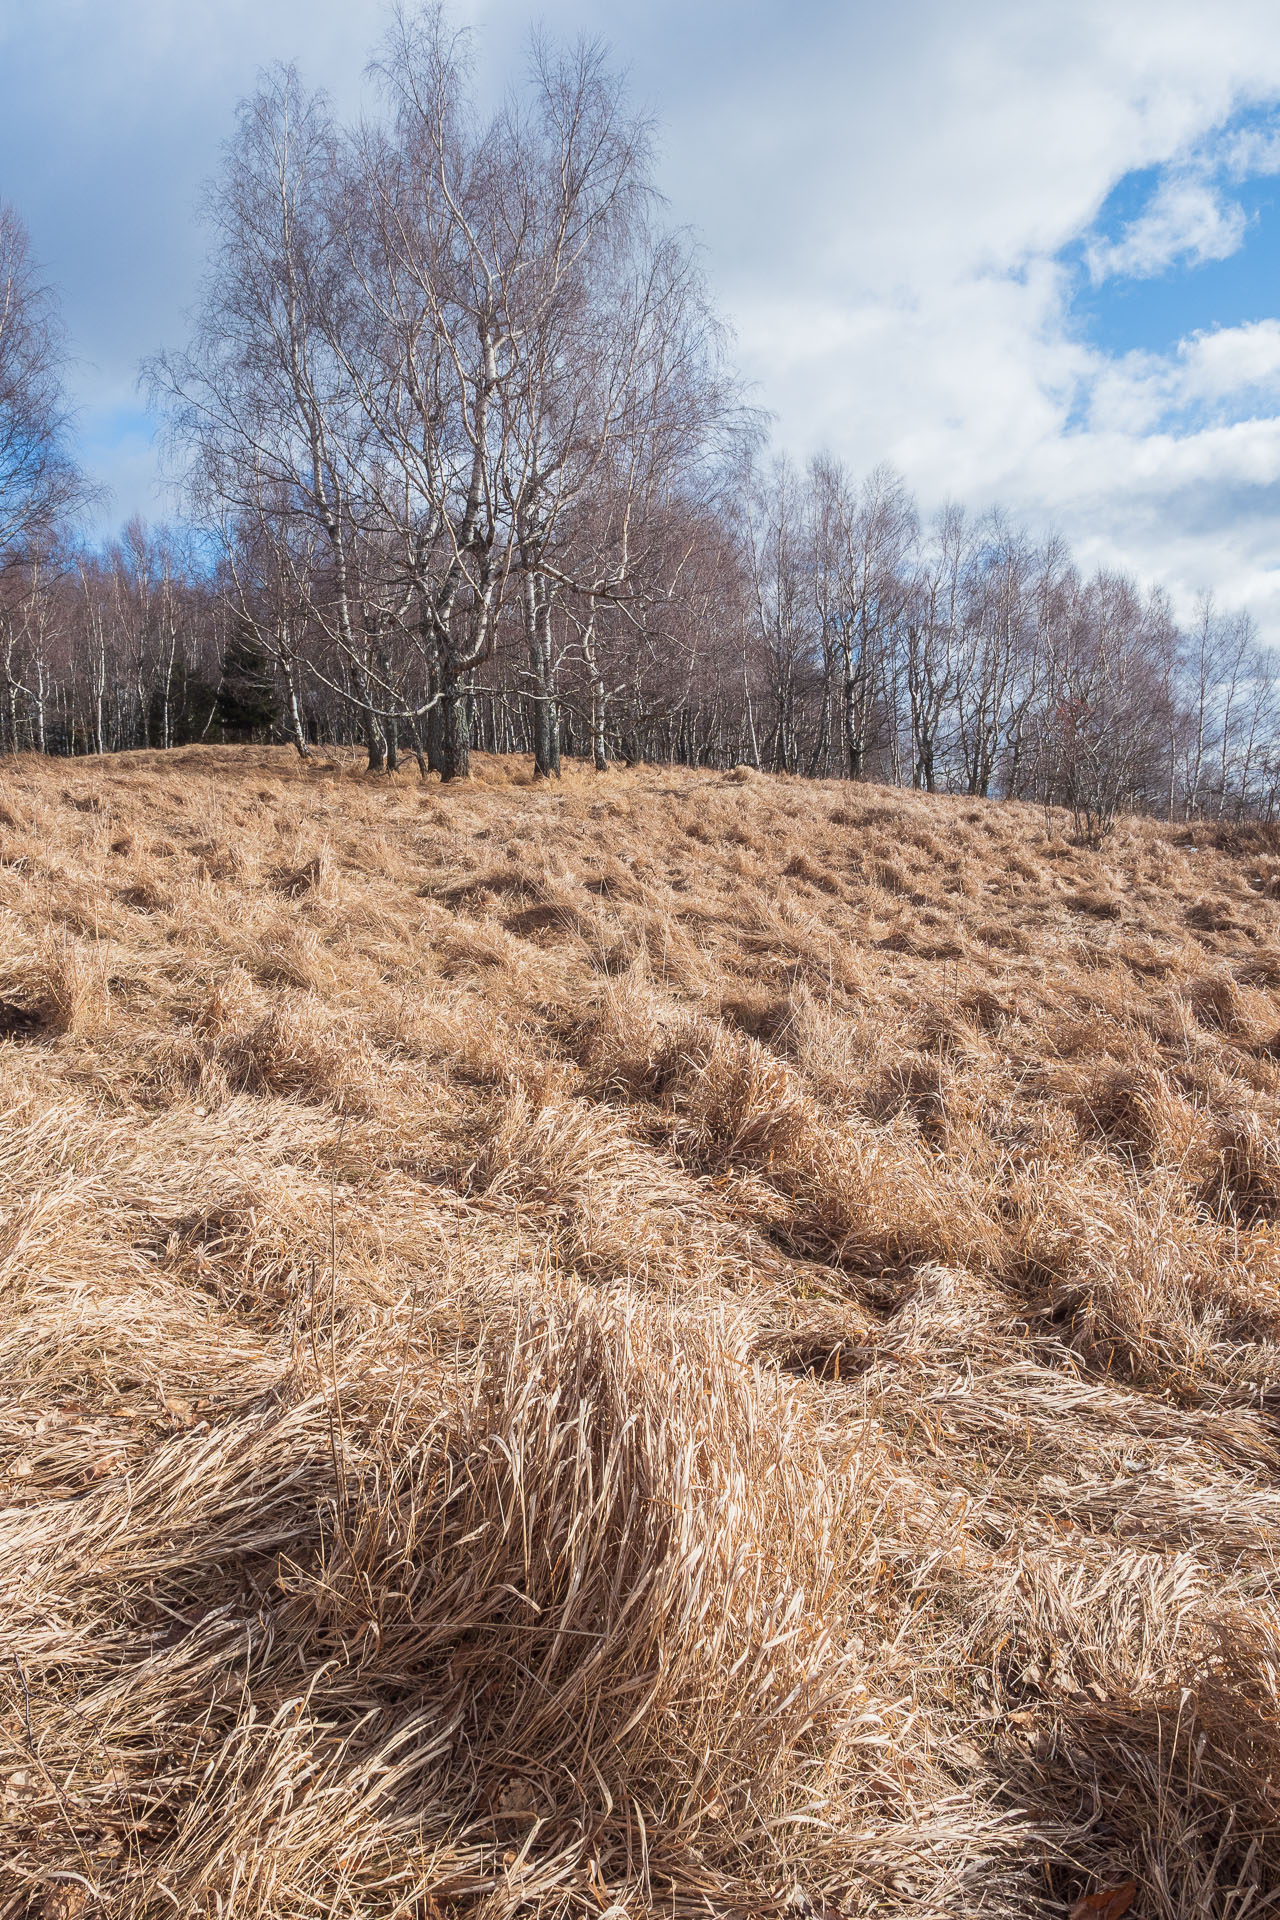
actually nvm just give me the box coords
[1083,321,1280,438]
[1077,105,1280,288]
[1185,319,1280,396]
[1085,175,1247,281]
[5,0,1280,637]
[622,0,1280,636]
[1210,119,1280,181]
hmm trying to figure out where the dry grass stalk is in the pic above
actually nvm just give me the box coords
[0,747,1278,1918]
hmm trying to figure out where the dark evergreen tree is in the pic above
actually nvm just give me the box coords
[215,625,278,740]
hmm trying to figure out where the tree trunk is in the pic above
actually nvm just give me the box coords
[281,657,311,759]
[426,672,472,782]
[523,569,560,779]
[348,655,387,772]
[845,671,865,779]
[590,675,608,771]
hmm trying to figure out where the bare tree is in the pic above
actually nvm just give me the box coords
[0,204,88,572]
[806,460,914,780]
[903,505,966,791]
[148,70,407,771]
[1035,571,1177,842]
[7,13,1268,810]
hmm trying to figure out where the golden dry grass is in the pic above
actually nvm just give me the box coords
[1,745,1279,1919]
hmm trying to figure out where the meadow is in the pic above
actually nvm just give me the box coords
[1,746,1279,1919]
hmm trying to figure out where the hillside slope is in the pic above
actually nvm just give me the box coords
[1,747,1279,1920]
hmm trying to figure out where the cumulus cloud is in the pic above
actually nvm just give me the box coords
[1203,116,1280,182]
[1085,322,1280,440]
[1078,108,1280,288]
[1085,175,1248,281]
[1186,318,1280,397]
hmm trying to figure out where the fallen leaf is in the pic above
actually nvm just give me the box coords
[1069,1882,1136,1920]
[496,1775,538,1818]
[41,1886,89,1920]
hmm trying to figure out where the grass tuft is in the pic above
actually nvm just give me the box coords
[1,746,1279,1918]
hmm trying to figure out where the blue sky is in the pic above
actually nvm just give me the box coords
[1071,176,1279,361]
[1065,103,1280,365]
[4,0,1280,635]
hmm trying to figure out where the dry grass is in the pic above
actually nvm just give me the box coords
[1,744,1279,1918]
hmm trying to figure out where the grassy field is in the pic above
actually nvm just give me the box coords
[1,746,1279,1920]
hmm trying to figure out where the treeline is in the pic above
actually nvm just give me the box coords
[1,5,1278,834]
